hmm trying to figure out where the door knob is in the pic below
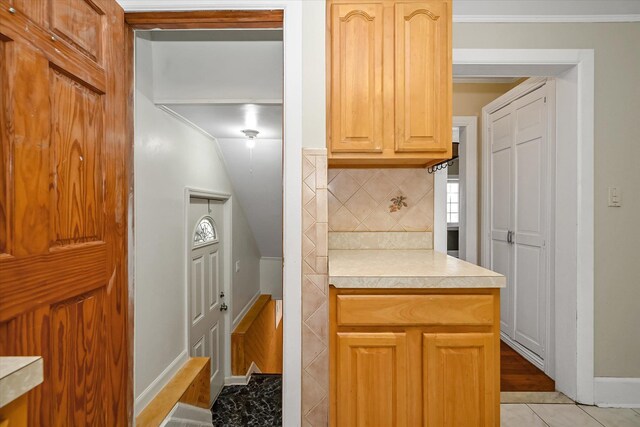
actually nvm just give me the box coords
[220,303,228,312]
[220,291,225,298]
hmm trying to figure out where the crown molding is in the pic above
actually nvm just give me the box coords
[453,14,640,23]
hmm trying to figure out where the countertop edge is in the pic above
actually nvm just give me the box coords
[0,356,44,408]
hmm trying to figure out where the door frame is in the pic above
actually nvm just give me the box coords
[454,48,595,403]
[482,78,556,378]
[184,188,232,403]
[124,4,303,423]
[433,115,478,264]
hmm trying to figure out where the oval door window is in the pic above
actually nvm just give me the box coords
[193,216,218,247]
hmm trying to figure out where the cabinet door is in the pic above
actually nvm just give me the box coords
[330,3,384,153]
[424,333,497,426]
[394,1,450,153]
[336,333,410,426]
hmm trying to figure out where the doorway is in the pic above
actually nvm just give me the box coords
[187,196,227,402]
[130,11,292,422]
[451,49,595,404]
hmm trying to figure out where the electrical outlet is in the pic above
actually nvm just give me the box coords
[235,260,240,273]
[608,187,622,207]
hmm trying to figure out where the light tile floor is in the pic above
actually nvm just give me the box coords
[501,404,640,427]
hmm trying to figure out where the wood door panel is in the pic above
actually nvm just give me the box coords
[395,1,450,153]
[0,0,129,423]
[51,0,105,62]
[0,6,107,93]
[1,40,51,257]
[330,3,384,153]
[0,41,8,255]
[423,333,497,427]
[336,332,409,426]
[50,67,104,246]
[51,290,106,426]
[8,0,48,28]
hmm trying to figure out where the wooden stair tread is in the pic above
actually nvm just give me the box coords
[233,295,272,335]
[136,357,210,427]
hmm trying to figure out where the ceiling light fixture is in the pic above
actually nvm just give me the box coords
[241,129,259,149]
[241,129,259,175]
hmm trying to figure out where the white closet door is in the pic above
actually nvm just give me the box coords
[512,86,547,358]
[488,107,515,337]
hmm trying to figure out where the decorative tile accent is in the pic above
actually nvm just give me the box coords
[328,169,434,232]
[328,231,434,250]
[301,149,329,426]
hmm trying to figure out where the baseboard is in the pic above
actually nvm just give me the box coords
[500,332,545,372]
[135,350,189,416]
[224,362,261,386]
[233,290,261,329]
[594,377,640,408]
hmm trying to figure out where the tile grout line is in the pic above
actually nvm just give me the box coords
[523,403,554,427]
[576,405,609,427]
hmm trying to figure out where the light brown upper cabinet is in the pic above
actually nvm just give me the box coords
[327,0,452,166]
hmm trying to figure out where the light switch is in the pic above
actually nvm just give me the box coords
[608,187,622,207]
[235,260,240,273]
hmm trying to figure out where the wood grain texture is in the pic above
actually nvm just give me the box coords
[50,68,104,246]
[326,0,453,167]
[330,287,501,427]
[125,10,283,29]
[51,0,104,62]
[500,341,555,392]
[0,243,107,322]
[135,357,210,427]
[0,41,8,256]
[329,3,384,154]
[395,1,450,153]
[424,333,496,426]
[231,295,283,375]
[0,0,130,425]
[337,294,494,326]
[337,332,411,426]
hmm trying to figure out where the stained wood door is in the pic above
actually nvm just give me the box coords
[329,3,384,153]
[0,0,129,425]
[423,333,497,426]
[336,332,410,426]
[394,1,450,153]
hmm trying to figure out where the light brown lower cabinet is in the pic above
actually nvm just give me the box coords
[330,287,500,426]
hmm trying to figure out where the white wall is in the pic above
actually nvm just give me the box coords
[260,257,283,300]
[134,34,261,412]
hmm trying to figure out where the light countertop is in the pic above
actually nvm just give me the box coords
[329,249,505,289]
[0,356,43,407]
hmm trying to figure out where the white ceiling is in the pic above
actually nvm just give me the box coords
[143,29,284,257]
[166,104,283,139]
[216,138,283,257]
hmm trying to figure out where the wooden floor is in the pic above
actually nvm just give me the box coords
[500,341,555,392]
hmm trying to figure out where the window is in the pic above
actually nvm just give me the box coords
[194,216,217,246]
[447,178,459,225]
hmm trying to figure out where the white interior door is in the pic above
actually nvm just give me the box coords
[512,87,547,358]
[488,84,548,361]
[188,197,226,402]
[489,107,515,337]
